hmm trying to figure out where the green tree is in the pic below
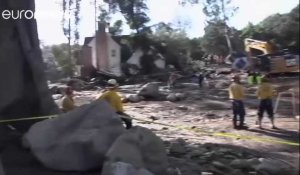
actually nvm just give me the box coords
[62,0,82,44]
[109,20,123,35]
[202,0,238,54]
[42,46,64,82]
[240,22,269,40]
[260,9,299,49]
[51,44,81,77]
[201,21,229,55]
[151,22,191,70]
[240,5,299,51]
[189,38,205,60]
[104,0,150,34]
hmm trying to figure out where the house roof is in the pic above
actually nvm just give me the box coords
[83,35,131,46]
[84,37,94,46]
[111,35,131,45]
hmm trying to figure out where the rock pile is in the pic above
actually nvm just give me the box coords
[102,126,168,175]
[166,140,296,175]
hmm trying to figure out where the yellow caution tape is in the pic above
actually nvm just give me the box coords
[0,115,57,123]
[124,116,300,146]
[0,114,299,146]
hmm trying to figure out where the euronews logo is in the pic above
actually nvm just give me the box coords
[1,10,35,20]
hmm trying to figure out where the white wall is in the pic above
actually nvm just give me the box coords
[88,38,97,69]
[107,34,122,76]
[154,59,165,69]
[127,49,143,68]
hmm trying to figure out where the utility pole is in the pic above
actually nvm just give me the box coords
[68,0,72,77]
[221,0,233,54]
[94,0,97,33]
[94,0,99,70]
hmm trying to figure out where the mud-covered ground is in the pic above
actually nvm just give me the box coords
[65,74,299,175]
[1,74,299,175]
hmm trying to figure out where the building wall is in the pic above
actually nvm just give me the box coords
[87,38,97,69]
[107,34,122,76]
[96,23,109,71]
[81,46,92,66]
[127,48,143,68]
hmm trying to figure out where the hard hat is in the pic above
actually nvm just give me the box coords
[107,79,118,87]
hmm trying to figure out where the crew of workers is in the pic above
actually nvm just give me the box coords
[229,74,277,129]
[62,72,277,130]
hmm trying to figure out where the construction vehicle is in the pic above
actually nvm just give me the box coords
[244,38,299,74]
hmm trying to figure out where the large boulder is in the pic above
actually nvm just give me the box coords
[102,126,168,175]
[137,83,160,98]
[125,94,143,103]
[169,138,187,156]
[0,158,4,175]
[23,100,125,171]
[255,158,293,175]
[166,93,186,102]
[0,0,60,131]
[101,162,154,175]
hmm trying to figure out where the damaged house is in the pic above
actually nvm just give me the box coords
[78,22,166,78]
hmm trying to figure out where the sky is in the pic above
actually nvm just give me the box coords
[35,0,299,45]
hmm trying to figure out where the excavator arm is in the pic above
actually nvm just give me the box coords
[244,38,276,56]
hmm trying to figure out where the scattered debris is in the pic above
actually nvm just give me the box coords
[103,126,168,175]
[126,94,143,103]
[101,162,154,175]
[138,83,160,99]
[176,106,188,111]
[149,116,159,121]
[167,93,186,102]
[169,139,187,156]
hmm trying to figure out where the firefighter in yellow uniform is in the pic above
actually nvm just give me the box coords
[256,76,277,129]
[62,87,77,112]
[228,75,247,129]
[98,79,132,129]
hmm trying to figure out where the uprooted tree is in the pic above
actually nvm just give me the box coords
[0,0,60,132]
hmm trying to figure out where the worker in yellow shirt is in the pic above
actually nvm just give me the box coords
[228,75,247,129]
[256,76,277,129]
[98,79,132,129]
[62,87,77,112]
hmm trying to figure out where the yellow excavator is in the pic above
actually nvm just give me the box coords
[244,38,299,74]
